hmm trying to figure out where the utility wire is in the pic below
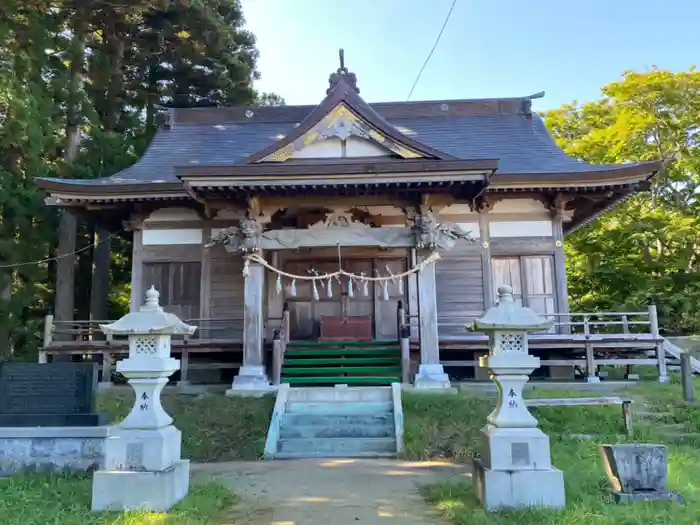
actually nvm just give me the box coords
[0,230,122,269]
[406,0,458,101]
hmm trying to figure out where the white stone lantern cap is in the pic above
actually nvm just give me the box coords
[100,286,197,336]
[472,285,554,332]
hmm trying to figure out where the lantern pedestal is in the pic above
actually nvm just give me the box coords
[473,457,565,511]
[91,287,196,512]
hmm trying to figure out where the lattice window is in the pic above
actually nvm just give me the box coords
[499,333,524,353]
[133,337,158,355]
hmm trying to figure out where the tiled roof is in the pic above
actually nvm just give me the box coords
[40,97,648,188]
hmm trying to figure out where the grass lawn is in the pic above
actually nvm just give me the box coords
[403,375,700,525]
[0,390,275,524]
[98,389,275,461]
[0,475,236,525]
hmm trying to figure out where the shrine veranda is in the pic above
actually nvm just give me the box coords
[35,56,671,389]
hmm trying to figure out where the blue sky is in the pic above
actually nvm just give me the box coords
[241,0,698,112]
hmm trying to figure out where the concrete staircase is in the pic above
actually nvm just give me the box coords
[264,384,404,459]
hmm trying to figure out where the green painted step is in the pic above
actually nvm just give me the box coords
[284,348,399,357]
[286,340,398,348]
[282,366,401,375]
[283,357,399,365]
[282,376,400,384]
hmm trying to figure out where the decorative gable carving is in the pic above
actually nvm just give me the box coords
[261,103,423,162]
[308,210,370,229]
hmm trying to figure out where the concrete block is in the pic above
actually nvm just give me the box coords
[104,426,182,472]
[473,457,565,510]
[0,426,114,475]
[91,459,190,512]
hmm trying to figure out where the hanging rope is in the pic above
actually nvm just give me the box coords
[243,251,440,283]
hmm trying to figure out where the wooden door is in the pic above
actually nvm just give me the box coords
[284,258,375,340]
[143,262,201,321]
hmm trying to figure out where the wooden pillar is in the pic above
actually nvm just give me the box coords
[130,230,144,312]
[407,248,419,339]
[199,224,212,338]
[228,255,271,393]
[478,212,493,308]
[648,300,668,383]
[414,253,450,389]
[551,214,570,334]
[89,226,111,325]
[54,210,77,348]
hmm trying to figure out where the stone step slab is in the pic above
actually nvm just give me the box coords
[281,413,393,427]
[277,437,396,456]
[279,423,394,439]
[285,401,393,415]
[287,386,391,403]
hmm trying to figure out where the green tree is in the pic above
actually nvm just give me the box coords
[544,68,700,334]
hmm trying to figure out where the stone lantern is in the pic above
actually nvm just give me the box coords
[91,286,196,512]
[470,285,565,511]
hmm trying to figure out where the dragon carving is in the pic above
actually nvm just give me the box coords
[413,213,475,251]
[209,218,263,253]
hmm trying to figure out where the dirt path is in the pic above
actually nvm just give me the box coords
[192,458,469,525]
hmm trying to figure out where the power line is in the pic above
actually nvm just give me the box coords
[406,0,458,101]
[0,230,122,269]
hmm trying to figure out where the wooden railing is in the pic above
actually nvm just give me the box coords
[271,303,291,386]
[396,300,667,382]
[42,315,244,347]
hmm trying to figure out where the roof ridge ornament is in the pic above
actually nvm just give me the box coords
[327,48,359,94]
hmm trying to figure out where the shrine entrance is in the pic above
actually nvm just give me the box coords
[281,252,407,342]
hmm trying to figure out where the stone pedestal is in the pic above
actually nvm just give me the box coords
[226,365,275,397]
[470,285,566,511]
[91,287,196,512]
[413,363,451,390]
[92,460,190,512]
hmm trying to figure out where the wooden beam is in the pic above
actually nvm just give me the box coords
[130,230,143,311]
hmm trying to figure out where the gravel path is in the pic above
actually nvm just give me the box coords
[192,458,469,525]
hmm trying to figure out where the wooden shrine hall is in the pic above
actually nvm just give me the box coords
[35,51,666,390]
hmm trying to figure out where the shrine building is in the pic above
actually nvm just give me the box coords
[35,53,665,390]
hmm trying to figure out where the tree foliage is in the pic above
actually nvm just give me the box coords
[0,0,279,357]
[544,68,700,334]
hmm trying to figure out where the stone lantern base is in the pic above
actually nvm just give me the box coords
[91,425,190,511]
[92,459,190,512]
[473,425,565,511]
[473,457,565,511]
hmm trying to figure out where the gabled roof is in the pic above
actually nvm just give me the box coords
[241,77,456,163]
[34,59,660,201]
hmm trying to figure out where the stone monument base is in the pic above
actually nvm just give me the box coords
[611,490,683,504]
[91,459,190,512]
[473,457,566,511]
[0,413,107,427]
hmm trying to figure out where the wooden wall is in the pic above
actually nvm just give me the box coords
[131,196,565,341]
[208,245,245,339]
[434,240,485,337]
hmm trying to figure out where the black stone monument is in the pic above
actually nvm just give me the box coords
[0,362,107,426]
